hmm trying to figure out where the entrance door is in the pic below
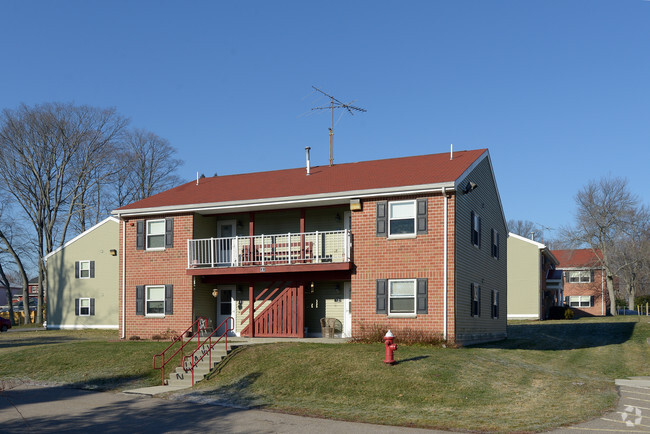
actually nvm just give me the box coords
[343,282,352,337]
[216,285,235,336]
[217,220,237,266]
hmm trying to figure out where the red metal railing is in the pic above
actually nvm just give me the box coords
[152,317,208,386]
[184,317,235,385]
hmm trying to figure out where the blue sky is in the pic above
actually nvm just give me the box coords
[2,1,649,240]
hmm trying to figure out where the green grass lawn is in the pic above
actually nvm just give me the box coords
[1,317,649,432]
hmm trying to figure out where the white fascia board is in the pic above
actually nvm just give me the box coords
[508,232,547,249]
[112,182,456,218]
[44,216,119,262]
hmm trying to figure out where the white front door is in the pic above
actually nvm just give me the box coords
[343,281,352,338]
[216,285,235,336]
[217,220,237,266]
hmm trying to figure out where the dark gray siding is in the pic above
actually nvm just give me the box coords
[454,155,508,345]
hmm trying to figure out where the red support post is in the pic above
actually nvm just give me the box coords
[298,282,305,337]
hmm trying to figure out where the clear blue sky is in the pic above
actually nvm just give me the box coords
[2,1,649,240]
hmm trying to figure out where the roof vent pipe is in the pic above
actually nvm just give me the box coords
[305,146,311,175]
[450,144,453,160]
[196,172,199,185]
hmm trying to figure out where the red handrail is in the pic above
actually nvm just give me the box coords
[152,317,206,386]
[185,317,234,385]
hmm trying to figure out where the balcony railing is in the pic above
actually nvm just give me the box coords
[187,230,351,269]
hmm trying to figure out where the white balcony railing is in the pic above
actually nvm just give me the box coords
[187,230,351,269]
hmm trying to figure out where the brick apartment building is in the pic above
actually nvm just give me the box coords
[114,148,508,345]
[553,249,610,316]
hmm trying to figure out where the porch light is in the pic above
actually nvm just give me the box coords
[109,249,117,256]
[310,282,315,294]
[212,289,219,298]
[350,199,362,211]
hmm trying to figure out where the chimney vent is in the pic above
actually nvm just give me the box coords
[450,144,453,160]
[305,146,311,175]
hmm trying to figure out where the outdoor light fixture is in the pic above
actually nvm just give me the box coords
[310,282,315,294]
[350,199,362,211]
[109,249,117,256]
[463,181,478,194]
[212,289,219,298]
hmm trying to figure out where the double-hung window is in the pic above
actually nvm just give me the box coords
[389,279,416,314]
[568,295,593,307]
[75,297,94,316]
[471,283,481,317]
[389,201,416,237]
[491,229,499,259]
[491,290,499,318]
[147,220,165,249]
[567,270,593,283]
[75,260,94,279]
[146,285,165,315]
[471,212,481,247]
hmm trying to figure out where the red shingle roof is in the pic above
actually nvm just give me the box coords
[552,249,603,268]
[116,149,487,212]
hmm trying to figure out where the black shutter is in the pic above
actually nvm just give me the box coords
[136,285,144,315]
[491,290,494,318]
[90,298,95,316]
[590,269,595,283]
[416,198,428,235]
[495,291,500,319]
[471,211,475,245]
[565,295,570,305]
[165,218,174,248]
[590,295,594,307]
[477,285,481,317]
[136,221,145,250]
[75,261,80,279]
[416,278,428,314]
[75,298,80,316]
[376,202,387,237]
[376,279,387,314]
[165,284,173,315]
[478,216,482,248]
[496,232,500,259]
[470,283,475,316]
[90,261,95,278]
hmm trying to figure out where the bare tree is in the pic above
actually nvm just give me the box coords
[0,200,31,324]
[610,207,650,308]
[0,103,128,323]
[564,176,640,315]
[111,129,184,206]
[507,219,546,242]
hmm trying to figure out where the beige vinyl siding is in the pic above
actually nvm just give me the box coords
[305,282,345,336]
[255,210,300,234]
[507,236,541,319]
[193,280,218,329]
[46,218,119,329]
[454,156,508,345]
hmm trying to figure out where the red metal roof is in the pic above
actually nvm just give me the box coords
[116,149,487,212]
[552,249,603,268]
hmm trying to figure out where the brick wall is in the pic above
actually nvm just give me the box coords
[562,268,609,316]
[350,193,457,341]
[119,214,194,339]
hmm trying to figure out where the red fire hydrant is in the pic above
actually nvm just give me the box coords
[383,330,398,365]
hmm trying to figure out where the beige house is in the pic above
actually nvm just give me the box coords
[507,233,563,320]
[45,217,119,329]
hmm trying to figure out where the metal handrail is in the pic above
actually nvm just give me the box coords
[184,317,234,385]
[152,317,205,385]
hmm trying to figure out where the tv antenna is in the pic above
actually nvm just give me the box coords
[311,86,366,166]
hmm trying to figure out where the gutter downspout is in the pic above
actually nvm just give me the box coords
[121,216,126,339]
[443,187,448,341]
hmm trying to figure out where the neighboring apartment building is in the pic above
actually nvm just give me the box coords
[45,217,120,329]
[114,148,508,345]
[507,233,563,320]
[553,249,609,316]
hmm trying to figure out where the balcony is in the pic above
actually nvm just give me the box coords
[187,230,351,273]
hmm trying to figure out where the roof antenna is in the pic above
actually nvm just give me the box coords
[311,86,366,166]
[196,172,199,186]
[450,144,453,160]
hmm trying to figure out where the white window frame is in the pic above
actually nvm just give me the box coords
[567,270,592,283]
[388,200,417,239]
[79,260,91,279]
[145,285,165,317]
[78,297,91,316]
[388,279,416,317]
[568,295,592,308]
[492,290,499,319]
[146,219,166,250]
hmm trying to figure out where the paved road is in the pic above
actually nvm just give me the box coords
[2,380,649,433]
[0,382,439,433]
